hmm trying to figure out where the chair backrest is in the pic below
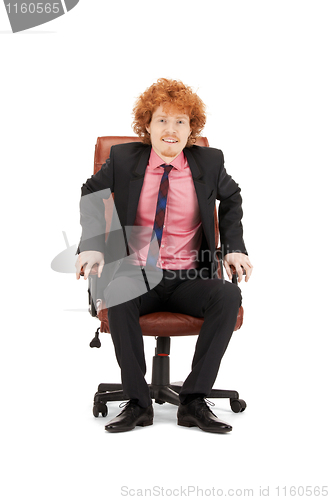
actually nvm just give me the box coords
[93,136,209,174]
[93,136,219,247]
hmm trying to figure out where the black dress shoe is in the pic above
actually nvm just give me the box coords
[177,397,232,433]
[105,400,153,433]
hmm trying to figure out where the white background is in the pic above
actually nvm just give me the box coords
[1,1,329,499]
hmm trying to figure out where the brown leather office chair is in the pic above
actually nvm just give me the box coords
[81,136,247,418]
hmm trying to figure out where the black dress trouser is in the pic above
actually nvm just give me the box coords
[107,268,242,408]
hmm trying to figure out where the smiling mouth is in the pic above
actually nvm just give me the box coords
[162,138,178,144]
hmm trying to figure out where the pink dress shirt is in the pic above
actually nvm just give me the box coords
[127,148,202,269]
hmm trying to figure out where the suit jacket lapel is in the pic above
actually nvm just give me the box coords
[184,147,213,252]
[126,145,152,227]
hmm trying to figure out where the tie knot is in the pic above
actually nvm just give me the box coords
[162,164,173,174]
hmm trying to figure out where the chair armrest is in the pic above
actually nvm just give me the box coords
[230,265,246,285]
[79,264,100,317]
[215,248,246,284]
[79,263,99,277]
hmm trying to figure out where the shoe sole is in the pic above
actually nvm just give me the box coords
[105,419,153,433]
[177,419,232,433]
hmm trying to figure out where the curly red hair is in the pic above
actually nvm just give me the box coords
[132,78,206,147]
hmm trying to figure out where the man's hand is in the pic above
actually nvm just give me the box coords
[75,251,105,280]
[223,252,253,283]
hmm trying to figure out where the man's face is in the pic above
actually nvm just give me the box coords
[146,105,192,163]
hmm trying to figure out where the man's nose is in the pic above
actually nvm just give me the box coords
[165,121,177,134]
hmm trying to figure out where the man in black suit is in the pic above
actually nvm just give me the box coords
[76,78,253,433]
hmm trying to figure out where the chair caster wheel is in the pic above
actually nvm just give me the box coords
[230,398,247,413]
[155,399,165,405]
[93,402,108,417]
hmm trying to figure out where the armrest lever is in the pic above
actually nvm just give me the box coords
[230,265,246,285]
[80,263,99,277]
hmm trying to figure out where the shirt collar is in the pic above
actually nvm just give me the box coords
[149,148,186,171]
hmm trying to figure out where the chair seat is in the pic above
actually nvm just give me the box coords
[97,300,244,336]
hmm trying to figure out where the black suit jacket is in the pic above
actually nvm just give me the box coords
[78,142,247,283]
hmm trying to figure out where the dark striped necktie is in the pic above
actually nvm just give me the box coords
[146,164,173,268]
[152,164,173,246]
